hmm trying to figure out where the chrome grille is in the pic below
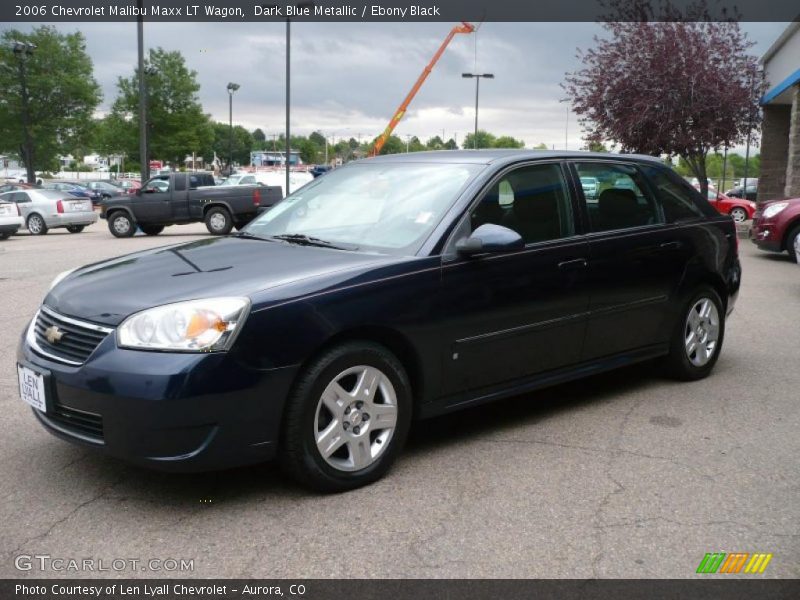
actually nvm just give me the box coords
[30,306,113,365]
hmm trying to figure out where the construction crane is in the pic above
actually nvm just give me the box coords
[369,22,475,157]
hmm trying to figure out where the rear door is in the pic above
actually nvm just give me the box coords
[440,161,590,395]
[571,161,694,360]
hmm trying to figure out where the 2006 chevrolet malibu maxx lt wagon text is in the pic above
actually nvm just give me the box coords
[17,151,741,491]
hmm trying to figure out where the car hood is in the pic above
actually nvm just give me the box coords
[45,237,396,326]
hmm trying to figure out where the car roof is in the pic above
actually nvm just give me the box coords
[362,149,666,167]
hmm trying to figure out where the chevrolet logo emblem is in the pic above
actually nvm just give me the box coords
[45,325,64,344]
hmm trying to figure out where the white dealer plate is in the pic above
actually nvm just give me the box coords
[18,364,46,413]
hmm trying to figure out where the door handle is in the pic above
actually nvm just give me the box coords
[558,258,588,271]
[659,241,681,250]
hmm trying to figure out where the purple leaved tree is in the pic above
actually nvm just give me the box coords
[563,0,764,198]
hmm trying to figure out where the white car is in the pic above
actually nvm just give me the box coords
[221,171,314,196]
[0,200,24,239]
[0,189,97,235]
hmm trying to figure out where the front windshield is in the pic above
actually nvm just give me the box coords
[244,162,481,254]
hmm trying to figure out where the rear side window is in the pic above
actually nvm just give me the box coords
[574,162,662,232]
[471,163,575,245]
[14,192,30,203]
[641,166,705,223]
[174,175,186,191]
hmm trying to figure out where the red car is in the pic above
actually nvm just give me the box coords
[695,185,756,223]
[751,197,800,261]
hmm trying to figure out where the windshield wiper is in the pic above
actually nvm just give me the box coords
[230,231,276,241]
[269,234,357,250]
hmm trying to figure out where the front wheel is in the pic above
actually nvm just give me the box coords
[665,287,725,381]
[26,214,48,235]
[280,342,412,492]
[786,225,800,263]
[205,207,233,235]
[66,225,85,234]
[108,212,135,238]
[729,207,748,223]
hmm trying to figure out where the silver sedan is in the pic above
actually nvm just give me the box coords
[0,189,97,235]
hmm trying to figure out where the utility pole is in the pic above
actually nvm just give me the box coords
[11,40,36,183]
[227,82,240,174]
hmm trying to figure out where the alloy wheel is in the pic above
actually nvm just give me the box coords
[28,215,43,234]
[209,213,227,232]
[684,298,720,367]
[730,208,747,223]
[113,216,131,235]
[313,365,399,472]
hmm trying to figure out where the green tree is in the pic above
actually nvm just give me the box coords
[493,135,525,149]
[253,128,266,144]
[111,48,213,166]
[0,26,101,182]
[462,130,496,149]
[533,143,549,150]
[426,135,445,150]
[443,138,458,150]
[202,122,253,166]
[376,135,405,155]
[583,141,609,152]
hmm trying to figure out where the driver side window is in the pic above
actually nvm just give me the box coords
[470,163,575,245]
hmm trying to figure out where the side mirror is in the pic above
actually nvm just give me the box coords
[456,223,524,257]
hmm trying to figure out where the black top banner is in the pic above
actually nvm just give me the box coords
[2,0,800,22]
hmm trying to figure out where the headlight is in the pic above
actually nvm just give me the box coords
[48,268,77,292]
[762,202,788,219]
[117,297,250,352]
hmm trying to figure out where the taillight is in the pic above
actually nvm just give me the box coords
[253,187,261,206]
[57,200,64,213]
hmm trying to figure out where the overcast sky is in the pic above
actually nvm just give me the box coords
[5,21,790,151]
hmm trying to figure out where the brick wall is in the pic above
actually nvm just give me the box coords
[758,104,791,202]
[786,85,800,199]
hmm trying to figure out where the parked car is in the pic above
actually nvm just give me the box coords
[310,165,332,178]
[111,179,142,194]
[41,182,103,205]
[99,172,275,237]
[17,151,740,491]
[0,199,24,239]
[694,185,756,222]
[579,176,599,199]
[221,170,314,196]
[80,180,126,199]
[751,197,800,261]
[0,189,97,235]
[0,182,39,194]
[726,184,758,202]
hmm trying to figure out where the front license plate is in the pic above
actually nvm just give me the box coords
[18,364,47,413]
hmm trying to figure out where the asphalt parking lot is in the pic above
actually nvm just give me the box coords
[0,221,798,579]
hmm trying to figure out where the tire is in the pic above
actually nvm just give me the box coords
[140,225,164,236]
[280,342,413,492]
[108,211,135,238]
[665,286,725,381]
[204,207,233,235]
[785,225,800,263]
[729,207,748,223]
[0,232,10,240]
[26,214,48,235]
[66,225,85,234]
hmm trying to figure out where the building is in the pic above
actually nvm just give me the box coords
[758,22,800,202]
[250,150,302,167]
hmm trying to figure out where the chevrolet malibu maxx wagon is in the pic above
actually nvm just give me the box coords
[17,151,741,491]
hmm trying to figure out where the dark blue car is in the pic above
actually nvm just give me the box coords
[17,151,740,491]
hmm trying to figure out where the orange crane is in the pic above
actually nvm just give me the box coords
[369,22,475,157]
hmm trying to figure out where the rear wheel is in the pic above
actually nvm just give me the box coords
[140,225,164,236]
[108,212,135,238]
[280,342,412,492]
[786,225,800,263]
[665,286,725,381]
[66,225,85,234]
[26,214,48,235]
[0,232,10,240]
[729,207,748,223]
[205,207,233,235]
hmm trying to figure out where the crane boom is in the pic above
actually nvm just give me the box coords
[369,22,475,157]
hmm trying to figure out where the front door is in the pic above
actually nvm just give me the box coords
[135,175,173,224]
[440,161,590,396]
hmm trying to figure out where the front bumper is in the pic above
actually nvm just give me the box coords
[17,324,299,472]
[750,217,782,252]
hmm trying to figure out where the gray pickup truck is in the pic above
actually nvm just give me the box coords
[99,172,282,237]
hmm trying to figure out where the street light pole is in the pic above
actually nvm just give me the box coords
[462,73,494,149]
[227,82,240,174]
[136,0,148,183]
[11,40,36,183]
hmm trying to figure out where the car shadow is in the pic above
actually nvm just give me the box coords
[59,360,662,501]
